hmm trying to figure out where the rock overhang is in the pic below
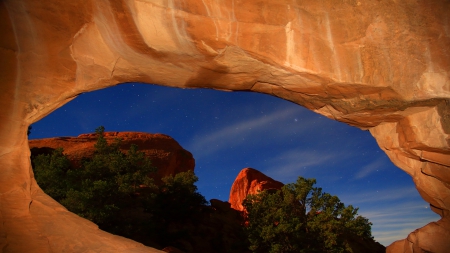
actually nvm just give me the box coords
[1,0,449,252]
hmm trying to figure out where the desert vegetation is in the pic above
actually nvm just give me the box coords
[31,127,383,253]
[32,126,245,251]
[243,178,378,253]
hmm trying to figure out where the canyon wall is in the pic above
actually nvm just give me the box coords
[0,0,449,252]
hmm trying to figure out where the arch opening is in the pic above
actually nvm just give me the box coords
[29,83,439,247]
[2,0,449,251]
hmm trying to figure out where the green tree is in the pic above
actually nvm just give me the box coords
[32,147,71,201]
[61,126,156,232]
[243,177,373,253]
[33,126,157,234]
[144,171,208,249]
[32,126,214,250]
[157,171,207,222]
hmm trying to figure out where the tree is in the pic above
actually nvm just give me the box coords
[33,126,157,234]
[62,126,157,232]
[243,177,373,253]
[32,147,71,201]
[154,171,207,223]
[143,171,208,250]
[32,126,213,250]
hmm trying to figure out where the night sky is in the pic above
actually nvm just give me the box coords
[29,83,439,246]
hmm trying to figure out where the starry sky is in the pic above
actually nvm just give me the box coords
[29,83,439,246]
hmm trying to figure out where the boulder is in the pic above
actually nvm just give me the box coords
[229,168,284,211]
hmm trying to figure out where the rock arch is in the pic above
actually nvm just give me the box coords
[0,0,449,252]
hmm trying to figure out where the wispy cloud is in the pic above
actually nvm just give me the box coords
[332,186,439,246]
[340,186,420,205]
[360,202,433,220]
[261,149,343,181]
[187,107,304,157]
[358,201,440,246]
[372,228,420,246]
[354,157,387,179]
[338,186,440,246]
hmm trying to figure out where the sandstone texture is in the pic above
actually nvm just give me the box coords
[1,0,450,252]
[29,131,195,183]
[229,168,284,211]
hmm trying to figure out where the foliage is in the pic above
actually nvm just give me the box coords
[32,126,376,253]
[33,126,157,233]
[143,171,208,249]
[32,126,214,251]
[32,147,70,201]
[243,177,373,253]
[149,171,207,223]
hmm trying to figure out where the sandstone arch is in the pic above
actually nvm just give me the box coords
[1,0,449,252]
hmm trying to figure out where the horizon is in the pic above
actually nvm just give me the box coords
[28,83,439,246]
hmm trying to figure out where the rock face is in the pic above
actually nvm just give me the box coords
[0,0,449,252]
[29,132,195,182]
[229,168,284,211]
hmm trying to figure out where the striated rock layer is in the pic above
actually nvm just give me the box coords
[29,131,195,183]
[229,168,284,211]
[0,0,449,252]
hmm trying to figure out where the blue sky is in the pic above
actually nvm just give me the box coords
[29,83,439,246]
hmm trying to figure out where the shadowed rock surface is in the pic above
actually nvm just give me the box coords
[29,131,195,183]
[1,0,449,252]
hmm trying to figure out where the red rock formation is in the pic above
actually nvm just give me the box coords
[29,132,195,182]
[229,168,284,211]
[1,0,450,252]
